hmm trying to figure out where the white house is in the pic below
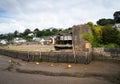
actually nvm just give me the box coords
[28,33,34,36]
[40,38,45,45]
[33,37,41,42]
[13,37,26,44]
[115,23,120,30]
[0,39,8,45]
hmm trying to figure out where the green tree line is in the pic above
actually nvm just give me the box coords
[84,11,120,48]
[0,27,71,41]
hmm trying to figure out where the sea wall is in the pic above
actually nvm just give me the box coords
[0,48,92,64]
[92,48,120,63]
[92,48,120,60]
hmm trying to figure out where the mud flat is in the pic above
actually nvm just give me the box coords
[0,55,120,84]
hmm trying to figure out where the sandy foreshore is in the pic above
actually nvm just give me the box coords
[0,55,120,84]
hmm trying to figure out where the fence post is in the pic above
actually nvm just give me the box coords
[39,48,42,62]
[27,51,30,62]
[57,54,59,63]
[32,55,35,62]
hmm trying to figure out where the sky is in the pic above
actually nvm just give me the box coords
[0,0,120,34]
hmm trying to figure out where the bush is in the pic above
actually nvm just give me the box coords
[103,43,117,48]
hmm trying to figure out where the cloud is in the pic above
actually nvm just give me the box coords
[0,0,120,34]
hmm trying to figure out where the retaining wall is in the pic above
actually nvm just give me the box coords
[0,48,92,64]
[92,48,120,59]
[92,48,120,63]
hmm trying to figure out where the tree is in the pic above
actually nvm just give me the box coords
[33,28,40,37]
[97,18,115,26]
[51,28,59,35]
[7,33,14,41]
[0,34,6,39]
[34,28,39,32]
[87,22,94,28]
[41,29,50,36]
[23,29,31,36]
[83,32,94,45]
[14,30,19,37]
[92,26,103,43]
[101,25,119,45]
[117,30,120,46]
[113,11,120,23]
[35,31,42,37]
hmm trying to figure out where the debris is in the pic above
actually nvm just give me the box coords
[50,64,54,67]
[67,64,72,68]
[8,59,12,63]
[35,62,40,65]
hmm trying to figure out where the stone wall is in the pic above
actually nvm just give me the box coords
[0,48,92,64]
[72,24,92,51]
[92,48,120,58]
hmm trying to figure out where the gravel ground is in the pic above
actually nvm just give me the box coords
[0,55,120,84]
[5,44,55,52]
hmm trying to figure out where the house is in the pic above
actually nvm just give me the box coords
[55,33,72,50]
[54,34,72,50]
[56,33,72,45]
[33,37,41,42]
[28,33,34,36]
[0,39,8,45]
[39,37,55,45]
[13,37,26,44]
[44,37,55,45]
[40,38,45,45]
[115,23,120,30]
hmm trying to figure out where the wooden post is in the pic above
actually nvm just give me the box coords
[39,48,42,61]
[85,42,90,64]
[72,34,76,63]
[27,51,30,62]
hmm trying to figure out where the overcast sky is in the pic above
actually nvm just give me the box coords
[0,0,120,34]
